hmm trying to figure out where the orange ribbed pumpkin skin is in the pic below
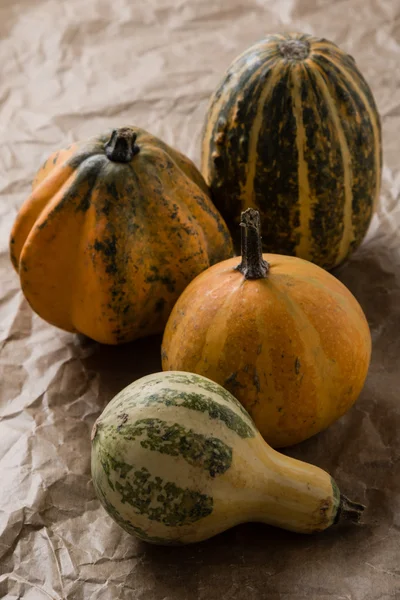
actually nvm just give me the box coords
[10,127,233,344]
[161,254,371,448]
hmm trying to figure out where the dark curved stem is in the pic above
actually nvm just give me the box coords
[334,494,365,525]
[236,208,269,279]
[105,128,140,163]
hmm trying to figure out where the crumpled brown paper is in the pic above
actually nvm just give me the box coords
[1,0,399,598]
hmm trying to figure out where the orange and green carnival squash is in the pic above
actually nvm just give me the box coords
[162,209,371,448]
[10,127,233,344]
[201,32,382,270]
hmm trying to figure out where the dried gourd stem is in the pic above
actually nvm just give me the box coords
[105,128,140,163]
[236,208,269,279]
[335,495,365,525]
[238,218,248,272]
[278,39,310,61]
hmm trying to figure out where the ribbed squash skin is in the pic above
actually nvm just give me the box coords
[201,32,382,269]
[162,254,371,448]
[10,127,233,344]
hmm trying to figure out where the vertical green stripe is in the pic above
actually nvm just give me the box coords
[300,64,347,267]
[205,52,281,240]
[253,66,300,256]
[311,55,377,255]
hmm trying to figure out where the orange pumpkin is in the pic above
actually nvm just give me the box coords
[10,127,233,344]
[162,209,371,448]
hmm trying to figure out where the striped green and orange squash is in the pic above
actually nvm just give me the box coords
[91,371,364,545]
[10,126,233,344]
[201,32,382,270]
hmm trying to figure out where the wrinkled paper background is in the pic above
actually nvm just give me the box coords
[1,1,399,598]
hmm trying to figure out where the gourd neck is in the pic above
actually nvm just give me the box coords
[236,208,269,279]
[105,128,140,163]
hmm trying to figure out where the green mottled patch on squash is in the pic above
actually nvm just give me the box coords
[121,388,255,439]
[141,371,255,429]
[97,452,213,527]
[108,417,232,477]
[94,481,180,544]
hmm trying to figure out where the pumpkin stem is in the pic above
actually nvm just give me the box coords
[105,128,140,163]
[236,208,269,279]
[335,494,365,525]
[279,39,310,61]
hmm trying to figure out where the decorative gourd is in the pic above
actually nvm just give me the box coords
[162,209,371,448]
[201,32,382,270]
[91,371,364,545]
[9,127,233,344]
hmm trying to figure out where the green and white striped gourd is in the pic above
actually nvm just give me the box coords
[91,371,364,545]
